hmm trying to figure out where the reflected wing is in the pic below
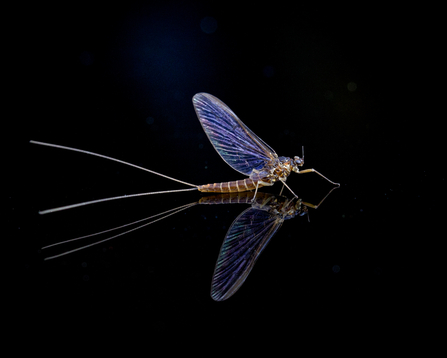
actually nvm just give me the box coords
[193,93,277,176]
[211,207,283,301]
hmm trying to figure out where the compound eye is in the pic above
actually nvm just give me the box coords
[294,156,304,166]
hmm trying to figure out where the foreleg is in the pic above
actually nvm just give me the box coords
[298,169,340,186]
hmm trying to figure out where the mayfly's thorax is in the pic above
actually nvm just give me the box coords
[251,156,296,183]
[250,195,305,220]
[273,156,294,180]
[272,198,307,220]
[279,199,307,220]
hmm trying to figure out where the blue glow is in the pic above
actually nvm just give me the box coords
[200,16,218,34]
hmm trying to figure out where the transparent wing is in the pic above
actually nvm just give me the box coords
[193,93,278,176]
[211,207,283,301]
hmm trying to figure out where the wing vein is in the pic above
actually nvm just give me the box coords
[193,93,277,176]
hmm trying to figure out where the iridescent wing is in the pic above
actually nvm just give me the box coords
[193,93,278,176]
[211,207,283,301]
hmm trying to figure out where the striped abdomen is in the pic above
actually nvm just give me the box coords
[198,178,264,193]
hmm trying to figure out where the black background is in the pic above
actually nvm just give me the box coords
[11,1,442,344]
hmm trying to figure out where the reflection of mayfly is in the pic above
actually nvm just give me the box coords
[205,191,336,301]
[42,190,336,301]
[30,93,339,214]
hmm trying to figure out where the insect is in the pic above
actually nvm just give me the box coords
[193,93,339,198]
[31,93,339,214]
[203,191,331,301]
[41,189,337,299]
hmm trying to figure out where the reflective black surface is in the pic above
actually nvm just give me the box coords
[13,2,440,340]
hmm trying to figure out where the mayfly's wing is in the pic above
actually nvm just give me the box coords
[193,93,278,176]
[211,207,283,301]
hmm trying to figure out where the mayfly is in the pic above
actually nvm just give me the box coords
[41,190,337,300]
[203,191,335,301]
[30,93,339,214]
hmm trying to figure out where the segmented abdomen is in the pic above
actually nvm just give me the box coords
[198,178,263,193]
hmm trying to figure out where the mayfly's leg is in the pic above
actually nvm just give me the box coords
[251,181,260,202]
[302,186,339,209]
[279,183,285,196]
[281,181,298,198]
[298,169,340,186]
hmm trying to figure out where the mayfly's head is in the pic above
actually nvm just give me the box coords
[292,146,305,173]
[292,156,304,172]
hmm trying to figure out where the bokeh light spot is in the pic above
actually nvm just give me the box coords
[79,51,94,66]
[347,82,357,92]
[200,16,218,34]
[262,65,275,78]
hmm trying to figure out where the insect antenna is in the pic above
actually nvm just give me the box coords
[30,140,198,214]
